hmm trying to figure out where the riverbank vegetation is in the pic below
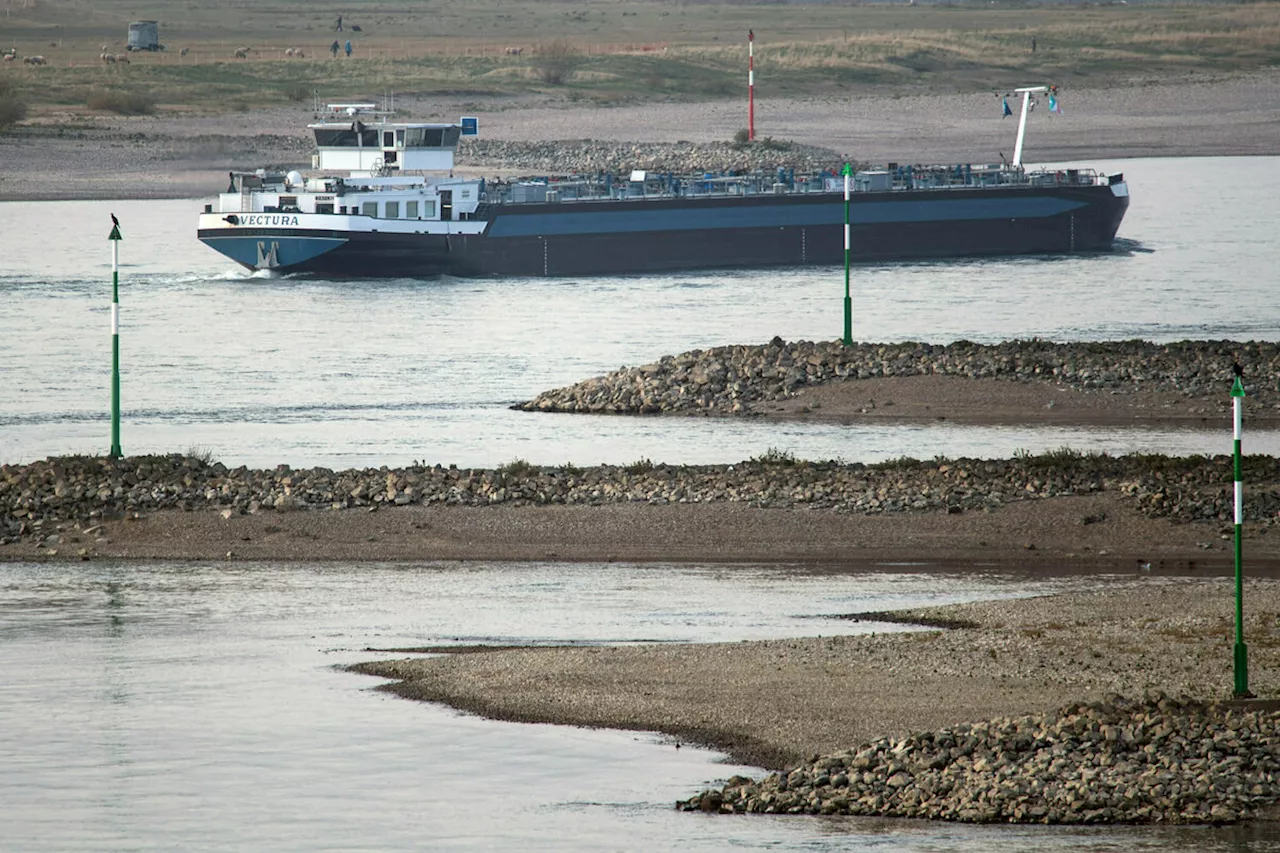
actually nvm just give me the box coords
[0,1,1277,117]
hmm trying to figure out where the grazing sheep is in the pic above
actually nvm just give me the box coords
[114,54,129,64]
[179,47,189,57]
[23,55,47,65]
[100,44,108,54]
[2,54,15,62]
[505,46,523,56]
[284,47,294,57]
[4,48,19,57]
[100,52,116,64]
[233,46,250,59]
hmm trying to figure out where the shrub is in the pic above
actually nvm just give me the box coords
[732,127,750,145]
[624,457,654,474]
[186,445,217,465]
[751,447,798,466]
[281,83,312,102]
[87,88,155,115]
[0,79,27,130]
[497,457,534,477]
[531,39,582,85]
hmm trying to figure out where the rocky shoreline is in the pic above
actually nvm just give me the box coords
[516,338,1280,416]
[680,694,1280,825]
[358,578,1280,826]
[455,138,846,176]
[5,450,1280,551]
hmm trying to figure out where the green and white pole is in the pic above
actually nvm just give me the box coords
[841,162,853,346]
[1231,368,1249,697]
[109,216,123,459]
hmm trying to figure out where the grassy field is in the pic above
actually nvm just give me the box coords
[1,0,1278,115]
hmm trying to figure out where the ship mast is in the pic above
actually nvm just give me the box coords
[1011,85,1049,168]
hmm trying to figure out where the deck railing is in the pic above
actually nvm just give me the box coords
[481,166,1105,206]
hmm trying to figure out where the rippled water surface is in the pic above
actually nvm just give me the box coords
[2,561,1274,853]
[2,157,1278,467]
[5,156,1280,851]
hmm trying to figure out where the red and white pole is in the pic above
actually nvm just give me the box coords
[748,30,755,142]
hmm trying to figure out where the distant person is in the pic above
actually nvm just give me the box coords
[335,15,343,31]
[344,39,352,57]
[330,39,339,57]
[1031,37,1037,52]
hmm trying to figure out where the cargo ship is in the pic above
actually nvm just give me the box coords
[197,88,1129,278]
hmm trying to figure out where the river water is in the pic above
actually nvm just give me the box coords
[1,561,1272,853]
[4,156,1280,850]
[2,157,1278,468]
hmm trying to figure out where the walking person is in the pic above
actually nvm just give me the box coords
[330,40,340,58]
[335,15,343,32]
[344,39,352,57]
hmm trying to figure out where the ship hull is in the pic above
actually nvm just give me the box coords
[198,182,1129,279]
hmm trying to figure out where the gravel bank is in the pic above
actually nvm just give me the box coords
[355,580,1280,823]
[455,138,844,175]
[7,450,1280,554]
[516,338,1280,417]
[680,694,1280,825]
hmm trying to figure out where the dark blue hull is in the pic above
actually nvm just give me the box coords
[200,182,1129,278]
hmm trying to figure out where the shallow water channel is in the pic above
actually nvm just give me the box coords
[1,560,1275,852]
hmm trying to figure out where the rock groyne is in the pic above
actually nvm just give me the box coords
[456,139,845,176]
[679,694,1280,825]
[515,339,1280,415]
[4,451,1280,547]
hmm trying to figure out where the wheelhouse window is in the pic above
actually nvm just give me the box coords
[403,126,461,149]
[361,201,377,217]
[314,127,378,147]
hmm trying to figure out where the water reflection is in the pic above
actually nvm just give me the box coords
[2,561,1277,851]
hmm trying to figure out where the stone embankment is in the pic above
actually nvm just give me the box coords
[456,139,845,176]
[515,338,1280,415]
[680,694,1280,825]
[4,451,1280,547]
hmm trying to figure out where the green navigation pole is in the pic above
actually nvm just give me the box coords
[109,214,123,459]
[842,162,853,346]
[1231,362,1249,697]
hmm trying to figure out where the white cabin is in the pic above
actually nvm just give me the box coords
[308,103,462,175]
[206,104,484,226]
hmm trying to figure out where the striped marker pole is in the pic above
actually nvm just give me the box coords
[1231,366,1249,697]
[747,30,755,142]
[841,162,853,346]
[109,216,123,459]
